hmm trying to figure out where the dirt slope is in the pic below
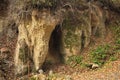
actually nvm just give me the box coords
[71,61,120,80]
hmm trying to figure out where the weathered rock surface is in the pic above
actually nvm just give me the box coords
[14,9,60,75]
[62,2,106,58]
[0,0,120,78]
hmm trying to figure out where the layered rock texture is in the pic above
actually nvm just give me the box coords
[0,0,120,78]
[15,9,61,75]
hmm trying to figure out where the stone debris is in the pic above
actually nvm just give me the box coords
[87,63,99,69]
[38,69,44,74]
[26,70,72,80]
[49,70,53,76]
[92,63,99,69]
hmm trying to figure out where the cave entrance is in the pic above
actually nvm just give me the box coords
[42,24,64,71]
[48,24,64,63]
[43,24,64,70]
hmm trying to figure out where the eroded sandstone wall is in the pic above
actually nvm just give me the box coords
[62,2,107,59]
[0,0,119,77]
[14,9,60,75]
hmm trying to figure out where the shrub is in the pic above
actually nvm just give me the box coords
[30,77,36,80]
[66,55,83,67]
[116,39,120,44]
[109,56,117,61]
[90,45,110,66]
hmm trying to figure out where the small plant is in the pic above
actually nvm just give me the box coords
[109,56,117,61]
[30,77,37,80]
[66,55,83,67]
[90,45,110,66]
[116,39,120,44]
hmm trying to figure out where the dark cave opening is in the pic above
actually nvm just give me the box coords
[81,30,85,51]
[48,24,64,63]
[42,24,64,71]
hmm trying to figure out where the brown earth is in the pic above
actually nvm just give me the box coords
[72,61,120,80]
[43,60,120,80]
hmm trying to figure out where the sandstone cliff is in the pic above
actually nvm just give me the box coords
[0,0,120,79]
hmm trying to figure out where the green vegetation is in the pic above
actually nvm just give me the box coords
[64,31,80,51]
[109,56,117,61]
[109,23,120,61]
[66,55,83,67]
[90,42,120,66]
[63,13,82,52]
[90,45,110,66]
[110,23,120,41]
[30,76,37,80]
[116,39,120,44]
[89,23,120,66]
